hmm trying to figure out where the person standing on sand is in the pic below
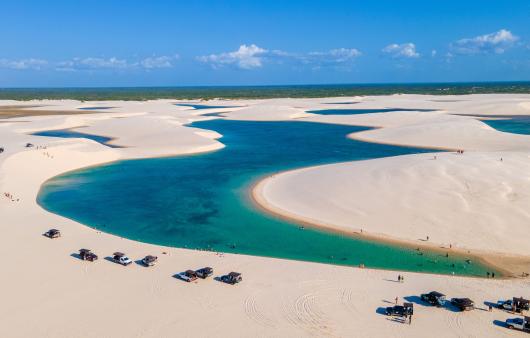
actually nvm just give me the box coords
[487,272,490,278]
[395,297,398,304]
[492,272,495,278]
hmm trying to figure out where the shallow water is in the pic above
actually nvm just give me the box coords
[37,119,497,276]
[308,108,436,115]
[482,116,530,135]
[33,129,123,148]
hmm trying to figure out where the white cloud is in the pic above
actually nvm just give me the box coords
[197,44,267,69]
[0,58,48,70]
[307,48,362,63]
[0,55,179,72]
[56,55,179,71]
[56,58,131,71]
[198,45,362,69]
[431,50,437,57]
[382,43,420,58]
[451,29,518,55]
[140,55,179,69]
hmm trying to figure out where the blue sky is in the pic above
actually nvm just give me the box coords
[1,0,529,87]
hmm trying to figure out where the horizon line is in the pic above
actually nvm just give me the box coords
[1,80,530,90]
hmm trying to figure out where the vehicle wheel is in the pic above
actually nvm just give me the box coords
[508,325,514,329]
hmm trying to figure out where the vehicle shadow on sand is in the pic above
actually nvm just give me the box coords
[403,296,427,306]
[70,253,83,260]
[104,256,118,264]
[376,307,409,324]
[376,307,387,315]
[493,320,508,328]
[134,259,148,267]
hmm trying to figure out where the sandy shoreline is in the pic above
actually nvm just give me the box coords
[2,95,530,337]
[251,172,527,279]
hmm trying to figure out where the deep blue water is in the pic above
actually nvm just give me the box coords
[482,116,530,135]
[37,119,495,276]
[33,129,123,148]
[308,108,437,115]
[176,103,240,110]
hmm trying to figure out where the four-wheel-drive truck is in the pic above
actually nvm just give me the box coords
[79,249,98,262]
[221,272,242,285]
[498,298,530,313]
[506,316,530,332]
[177,270,198,282]
[44,229,61,239]
[386,303,413,317]
[450,298,475,311]
[112,252,132,266]
[195,267,213,279]
[421,291,446,307]
[141,255,158,267]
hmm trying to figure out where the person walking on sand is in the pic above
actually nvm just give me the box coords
[487,272,490,278]
[492,272,495,278]
[489,304,492,312]
[395,297,398,305]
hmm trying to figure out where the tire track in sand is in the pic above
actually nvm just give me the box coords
[244,293,277,328]
[281,283,337,337]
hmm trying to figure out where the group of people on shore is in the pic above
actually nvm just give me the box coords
[42,151,54,159]
[3,192,19,202]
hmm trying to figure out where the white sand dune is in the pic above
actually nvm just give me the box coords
[256,152,530,257]
[1,95,530,337]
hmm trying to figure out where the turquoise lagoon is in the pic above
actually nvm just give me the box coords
[482,116,530,135]
[33,129,122,148]
[37,119,496,276]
